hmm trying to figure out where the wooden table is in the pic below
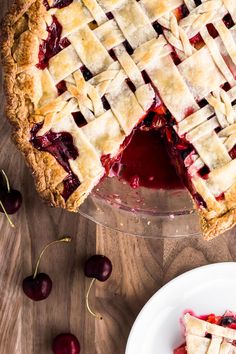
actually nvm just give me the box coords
[1,2,236,353]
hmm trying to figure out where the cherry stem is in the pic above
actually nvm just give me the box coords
[86,278,103,320]
[33,236,72,279]
[1,170,11,193]
[0,200,15,228]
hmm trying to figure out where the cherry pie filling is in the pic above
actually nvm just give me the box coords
[174,312,236,354]
[31,1,236,204]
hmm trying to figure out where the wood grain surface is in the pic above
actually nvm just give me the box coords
[1,2,236,354]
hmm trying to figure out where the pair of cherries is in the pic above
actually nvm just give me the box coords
[22,237,112,354]
[0,170,22,226]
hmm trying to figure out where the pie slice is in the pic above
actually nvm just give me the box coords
[176,312,236,354]
[2,0,236,239]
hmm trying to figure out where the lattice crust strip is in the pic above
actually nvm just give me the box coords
[184,314,236,354]
[2,0,236,238]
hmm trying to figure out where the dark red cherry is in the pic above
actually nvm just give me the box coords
[0,173,6,193]
[22,237,71,301]
[220,316,236,326]
[84,255,112,282]
[22,273,52,301]
[52,333,80,354]
[0,189,22,214]
[0,170,22,227]
[84,255,113,320]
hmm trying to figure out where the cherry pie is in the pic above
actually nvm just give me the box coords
[2,0,236,239]
[175,312,236,354]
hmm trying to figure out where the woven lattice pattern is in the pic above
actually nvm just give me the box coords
[4,0,236,237]
[184,314,236,353]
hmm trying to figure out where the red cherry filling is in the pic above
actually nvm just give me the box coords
[110,126,184,190]
[30,99,195,201]
[62,173,81,201]
[123,40,134,55]
[80,66,93,81]
[43,0,73,10]
[230,146,236,159]
[30,124,81,199]
[194,0,202,6]
[189,14,234,48]
[52,0,73,8]
[220,316,236,328]
[200,312,236,333]
[207,24,219,39]
[190,33,203,47]
[72,112,88,128]
[223,14,235,29]
[174,345,187,354]
[37,16,70,70]
[56,80,67,95]
[32,13,215,206]
[31,126,78,172]
[152,21,163,35]
[43,0,50,9]
[173,4,189,21]
[174,312,236,353]
[30,0,232,205]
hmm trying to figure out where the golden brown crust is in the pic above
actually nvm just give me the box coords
[1,0,71,211]
[197,182,236,239]
[1,0,106,213]
[2,1,236,239]
[201,208,236,240]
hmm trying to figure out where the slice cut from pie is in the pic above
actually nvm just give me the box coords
[175,312,236,354]
[2,0,236,239]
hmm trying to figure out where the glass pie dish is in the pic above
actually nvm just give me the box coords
[79,176,201,238]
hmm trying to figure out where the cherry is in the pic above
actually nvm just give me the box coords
[52,333,80,354]
[0,172,5,191]
[0,189,22,214]
[220,316,236,326]
[23,273,52,301]
[84,255,112,320]
[22,237,71,301]
[0,170,22,227]
[84,255,112,282]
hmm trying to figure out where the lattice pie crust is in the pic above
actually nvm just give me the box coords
[184,314,236,353]
[2,0,236,239]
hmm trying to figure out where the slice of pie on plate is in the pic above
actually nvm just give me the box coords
[2,0,236,238]
[175,312,236,353]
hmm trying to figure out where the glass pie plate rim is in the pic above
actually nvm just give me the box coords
[78,176,201,239]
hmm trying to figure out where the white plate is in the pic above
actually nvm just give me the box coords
[126,262,236,354]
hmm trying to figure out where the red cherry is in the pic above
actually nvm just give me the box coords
[0,189,22,214]
[84,255,112,320]
[84,255,112,282]
[22,273,52,301]
[22,237,71,301]
[0,170,22,227]
[52,333,80,354]
[0,173,6,192]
